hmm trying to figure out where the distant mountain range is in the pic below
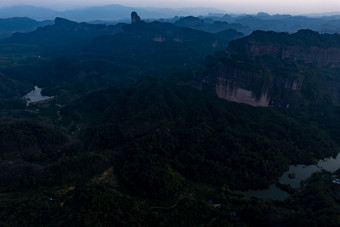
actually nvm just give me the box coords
[2,16,242,61]
[1,5,340,24]
[0,17,53,39]
[224,13,340,34]
[1,5,340,39]
[0,5,226,21]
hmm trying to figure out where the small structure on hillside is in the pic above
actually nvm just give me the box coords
[332,179,340,185]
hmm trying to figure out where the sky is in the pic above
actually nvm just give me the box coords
[0,0,340,14]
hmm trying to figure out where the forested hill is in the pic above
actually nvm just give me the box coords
[1,76,339,226]
[0,17,53,40]
[2,16,243,56]
[173,16,250,34]
[227,30,340,66]
[63,78,338,192]
[229,29,340,48]
[5,17,110,48]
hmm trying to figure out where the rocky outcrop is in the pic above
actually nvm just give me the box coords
[131,12,141,23]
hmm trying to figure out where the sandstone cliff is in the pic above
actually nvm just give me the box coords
[195,59,303,107]
[195,30,340,107]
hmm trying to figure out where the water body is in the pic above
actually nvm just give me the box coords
[279,164,321,188]
[318,153,340,172]
[23,86,53,105]
[244,153,340,200]
[244,184,290,200]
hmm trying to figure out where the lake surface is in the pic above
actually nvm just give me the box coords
[318,153,340,172]
[23,86,53,104]
[244,153,340,200]
[244,184,290,200]
[279,164,321,188]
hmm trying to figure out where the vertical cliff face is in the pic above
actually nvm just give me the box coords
[195,60,302,107]
[215,79,270,107]
[209,62,270,107]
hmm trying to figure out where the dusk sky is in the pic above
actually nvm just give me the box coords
[0,0,340,14]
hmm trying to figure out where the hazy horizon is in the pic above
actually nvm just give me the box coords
[0,0,339,15]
